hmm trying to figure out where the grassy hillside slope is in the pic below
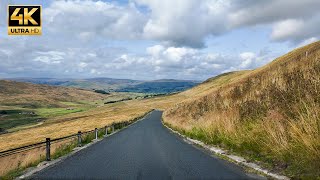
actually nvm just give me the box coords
[164,41,320,178]
[0,80,111,132]
[0,80,107,108]
[0,92,185,151]
[1,42,319,178]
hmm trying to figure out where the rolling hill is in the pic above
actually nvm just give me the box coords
[163,41,320,178]
[0,80,110,132]
[1,41,319,178]
[6,78,199,94]
[0,80,107,108]
[116,79,198,93]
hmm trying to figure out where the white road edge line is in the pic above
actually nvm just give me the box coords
[163,123,290,180]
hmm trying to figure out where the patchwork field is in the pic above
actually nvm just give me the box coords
[0,80,157,134]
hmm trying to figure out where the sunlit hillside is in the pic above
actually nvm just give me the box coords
[1,41,319,178]
[0,80,107,108]
[164,41,320,178]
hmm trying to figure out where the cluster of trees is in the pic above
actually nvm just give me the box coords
[94,90,110,95]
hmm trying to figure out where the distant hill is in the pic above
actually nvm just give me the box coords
[5,78,200,94]
[116,79,199,94]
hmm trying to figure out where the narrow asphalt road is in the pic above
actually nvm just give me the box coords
[32,111,260,179]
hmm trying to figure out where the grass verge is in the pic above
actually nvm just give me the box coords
[0,110,152,179]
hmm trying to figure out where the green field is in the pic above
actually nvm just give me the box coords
[0,105,91,132]
[0,109,39,131]
[0,92,151,133]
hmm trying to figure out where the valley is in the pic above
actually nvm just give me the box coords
[6,78,199,94]
[0,41,319,178]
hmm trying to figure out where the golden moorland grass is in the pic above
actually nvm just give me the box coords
[0,92,188,176]
[1,41,320,178]
[164,41,320,178]
[0,137,77,176]
[0,92,187,151]
[0,80,108,108]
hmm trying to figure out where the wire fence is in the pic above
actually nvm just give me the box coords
[0,118,139,176]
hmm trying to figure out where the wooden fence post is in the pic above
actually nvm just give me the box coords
[46,138,51,161]
[78,131,82,147]
[95,128,98,140]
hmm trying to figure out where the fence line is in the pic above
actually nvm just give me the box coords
[0,120,134,161]
[0,110,154,176]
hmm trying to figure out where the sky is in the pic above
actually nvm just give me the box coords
[0,0,319,80]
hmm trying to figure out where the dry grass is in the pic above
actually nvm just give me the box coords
[0,78,188,179]
[0,104,147,151]
[0,146,46,176]
[0,92,187,152]
[0,80,107,108]
[1,41,320,178]
[0,94,186,177]
[0,137,78,177]
[164,41,320,178]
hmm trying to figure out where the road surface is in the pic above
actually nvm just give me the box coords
[32,110,260,179]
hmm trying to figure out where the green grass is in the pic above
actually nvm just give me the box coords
[0,102,95,132]
[59,102,82,106]
[77,100,101,105]
[0,110,40,130]
[166,123,271,173]
[0,110,150,179]
[164,41,320,179]
[0,93,139,133]
[166,120,319,179]
[51,142,77,160]
[0,155,45,180]
[0,117,40,130]
[36,108,86,118]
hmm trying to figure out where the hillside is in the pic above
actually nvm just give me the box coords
[1,42,319,178]
[0,80,109,132]
[7,78,199,94]
[163,41,320,178]
[0,80,107,108]
[116,79,199,94]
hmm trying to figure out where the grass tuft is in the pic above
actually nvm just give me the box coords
[164,41,320,178]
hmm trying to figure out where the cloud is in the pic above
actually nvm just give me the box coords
[135,0,230,48]
[296,37,319,48]
[134,0,320,46]
[228,0,320,44]
[271,15,320,43]
[3,0,320,47]
[0,0,319,80]
[0,35,125,78]
[44,0,147,40]
[0,36,276,80]
[103,45,275,80]
[239,52,255,69]
[222,48,276,73]
[229,0,320,27]
[271,19,304,41]
[5,0,314,48]
[0,0,11,26]
[34,51,65,64]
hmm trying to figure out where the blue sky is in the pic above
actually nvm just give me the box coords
[0,0,319,80]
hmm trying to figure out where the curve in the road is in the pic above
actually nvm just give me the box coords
[32,110,260,180]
